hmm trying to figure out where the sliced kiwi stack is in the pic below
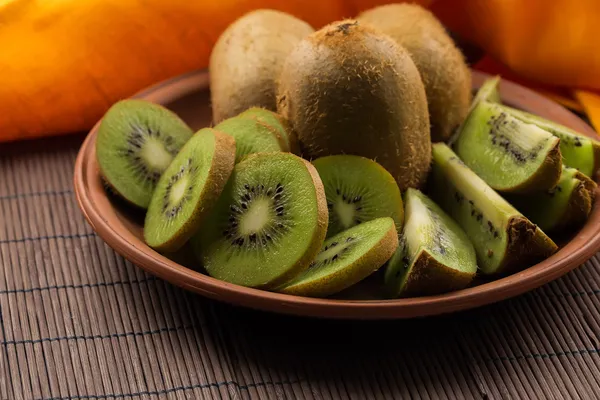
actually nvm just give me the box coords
[277,19,431,190]
[500,105,600,178]
[505,166,597,233]
[96,99,194,208]
[238,107,298,154]
[358,3,472,142]
[384,189,477,298]
[193,152,328,289]
[214,116,287,162]
[144,128,236,252]
[454,101,562,193]
[429,143,558,275]
[313,155,404,237]
[277,217,398,297]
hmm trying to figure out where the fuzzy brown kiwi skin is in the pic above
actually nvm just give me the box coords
[592,143,600,180]
[150,130,236,253]
[358,4,472,142]
[239,152,329,289]
[399,250,475,298]
[209,10,314,124]
[492,217,558,276]
[574,170,598,198]
[552,181,593,232]
[279,223,398,297]
[497,140,562,194]
[277,19,431,190]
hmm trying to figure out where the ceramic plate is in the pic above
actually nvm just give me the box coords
[73,70,600,319]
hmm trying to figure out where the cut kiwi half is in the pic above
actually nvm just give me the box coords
[277,217,398,297]
[505,166,597,233]
[144,128,235,252]
[214,116,286,162]
[454,101,561,193]
[96,99,194,208]
[193,152,328,289]
[238,107,298,153]
[384,189,477,298]
[498,104,600,178]
[429,143,558,275]
[312,155,404,237]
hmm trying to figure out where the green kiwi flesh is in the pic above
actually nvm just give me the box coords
[277,217,398,297]
[209,10,314,123]
[238,107,298,153]
[499,104,600,178]
[144,128,236,252]
[277,19,431,190]
[505,166,596,233]
[473,75,501,106]
[194,152,328,289]
[429,143,558,275]
[454,101,561,193]
[214,116,285,163]
[96,99,194,208]
[313,155,404,237]
[358,3,472,142]
[384,189,477,298]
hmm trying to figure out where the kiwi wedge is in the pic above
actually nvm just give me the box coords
[238,107,298,153]
[144,128,235,252]
[277,19,431,190]
[505,166,597,233]
[96,99,194,208]
[499,104,600,178]
[454,101,561,193]
[209,10,314,123]
[312,155,404,237]
[429,143,558,275]
[214,116,286,163]
[473,75,501,106]
[358,3,472,142]
[194,152,328,289]
[277,217,398,297]
[384,189,477,298]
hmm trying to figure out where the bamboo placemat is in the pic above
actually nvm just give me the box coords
[2,134,600,400]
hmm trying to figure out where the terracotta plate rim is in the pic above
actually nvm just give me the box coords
[73,69,600,320]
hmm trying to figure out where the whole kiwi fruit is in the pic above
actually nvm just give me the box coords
[277,20,431,190]
[209,9,314,123]
[358,4,472,142]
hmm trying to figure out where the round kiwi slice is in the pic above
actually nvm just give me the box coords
[96,99,194,208]
[194,152,328,289]
[277,19,431,190]
[238,107,298,153]
[312,155,404,237]
[214,116,286,163]
[209,10,314,123]
[384,189,477,298]
[277,217,397,297]
[358,4,472,142]
[144,128,235,252]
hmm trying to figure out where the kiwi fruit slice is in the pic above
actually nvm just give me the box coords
[238,107,298,154]
[384,189,477,298]
[498,104,600,178]
[505,166,597,233]
[358,4,472,142]
[472,75,501,106]
[454,101,562,193]
[312,155,404,237]
[429,143,558,275]
[277,19,431,190]
[194,152,328,289]
[214,116,286,163]
[95,99,194,208]
[144,128,235,252]
[277,217,398,297]
[209,10,314,123]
